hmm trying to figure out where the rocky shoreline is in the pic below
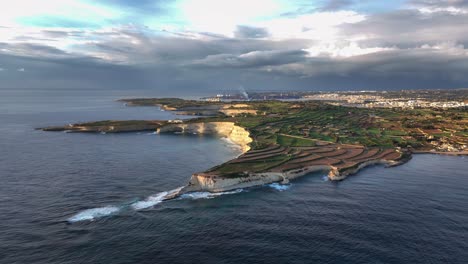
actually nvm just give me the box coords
[168,149,411,198]
[38,120,416,198]
[38,103,465,199]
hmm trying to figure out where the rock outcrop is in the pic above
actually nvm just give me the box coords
[180,165,332,193]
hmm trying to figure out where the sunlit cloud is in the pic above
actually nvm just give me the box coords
[0,0,467,91]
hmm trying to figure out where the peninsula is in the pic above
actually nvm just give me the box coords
[40,97,467,197]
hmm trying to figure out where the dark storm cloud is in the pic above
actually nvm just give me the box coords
[339,9,468,47]
[2,37,467,93]
[191,50,308,68]
[266,48,468,81]
[0,52,185,92]
[0,43,69,57]
[3,2,468,93]
[234,26,270,39]
[73,28,313,64]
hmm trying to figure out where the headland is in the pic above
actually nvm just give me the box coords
[39,97,467,198]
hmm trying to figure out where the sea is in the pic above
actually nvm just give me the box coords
[0,88,467,264]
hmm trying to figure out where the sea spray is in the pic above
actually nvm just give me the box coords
[179,189,244,200]
[131,191,168,210]
[131,186,184,210]
[67,185,270,223]
[68,206,120,223]
[268,183,291,191]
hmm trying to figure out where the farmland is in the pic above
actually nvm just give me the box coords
[42,98,467,179]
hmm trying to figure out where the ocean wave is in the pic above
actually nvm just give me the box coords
[131,186,184,210]
[67,187,243,223]
[68,206,120,223]
[268,183,291,191]
[131,191,168,210]
[180,189,244,200]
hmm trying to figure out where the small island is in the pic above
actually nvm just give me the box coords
[40,97,467,198]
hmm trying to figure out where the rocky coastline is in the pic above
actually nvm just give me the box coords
[39,119,415,198]
[39,98,465,199]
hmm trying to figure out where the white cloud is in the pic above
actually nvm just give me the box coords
[17,68,25,72]
[257,11,365,41]
[418,6,468,13]
[0,0,122,27]
[305,42,395,58]
[420,42,468,55]
[177,0,285,36]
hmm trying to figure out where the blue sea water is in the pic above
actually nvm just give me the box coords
[0,88,467,264]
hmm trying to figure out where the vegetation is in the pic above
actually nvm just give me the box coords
[45,98,467,177]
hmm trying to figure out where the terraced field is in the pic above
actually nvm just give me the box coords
[44,98,466,181]
[209,143,404,177]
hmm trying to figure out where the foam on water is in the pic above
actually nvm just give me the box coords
[68,206,120,223]
[131,191,168,210]
[269,183,291,191]
[180,189,244,200]
[68,187,244,223]
[131,186,184,210]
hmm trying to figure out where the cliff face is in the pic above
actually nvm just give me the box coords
[184,173,284,193]
[219,109,257,116]
[158,122,252,152]
[181,165,333,193]
[174,156,410,195]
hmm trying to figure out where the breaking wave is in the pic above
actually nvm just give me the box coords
[68,187,186,222]
[269,183,291,191]
[67,185,275,223]
[68,206,120,223]
[131,191,168,210]
[179,189,244,200]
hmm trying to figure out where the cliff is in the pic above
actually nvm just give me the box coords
[158,122,253,152]
[177,158,408,195]
[180,165,332,194]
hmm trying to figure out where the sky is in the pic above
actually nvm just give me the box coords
[0,0,467,94]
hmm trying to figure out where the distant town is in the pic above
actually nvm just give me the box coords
[201,89,467,109]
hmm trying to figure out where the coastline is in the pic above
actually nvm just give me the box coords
[171,157,411,197]
[411,150,468,156]
[38,99,466,199]
[38,120,417,198]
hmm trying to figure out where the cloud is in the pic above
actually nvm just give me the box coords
[408,0,468,13]
[0,1,467,92]
[191,50,308,68]
[339,9,468,47]
[409,0,468,8]
[234,26,269,39]
[266,46,468,80]
[320,0,354,11]
[0,42,70,58]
